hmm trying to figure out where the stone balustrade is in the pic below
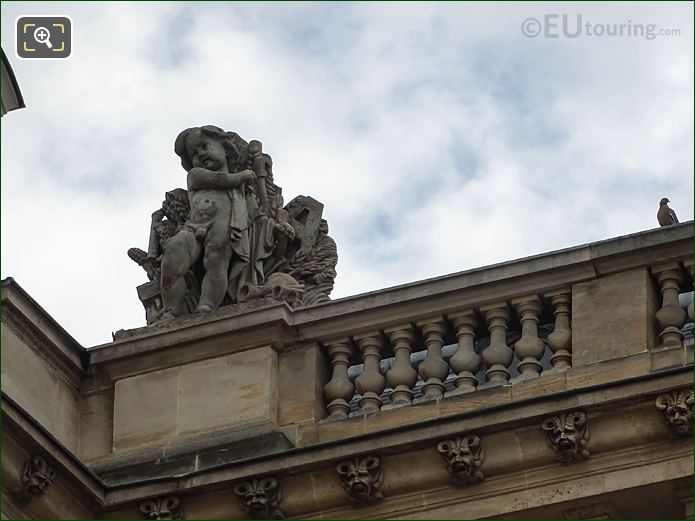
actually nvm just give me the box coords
[322,289,572,418]
[319,253,695,420]
[313,226,694,422]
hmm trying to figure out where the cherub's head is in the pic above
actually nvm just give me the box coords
[174,125,239,172]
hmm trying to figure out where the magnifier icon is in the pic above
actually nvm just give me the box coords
[33,26,53,49]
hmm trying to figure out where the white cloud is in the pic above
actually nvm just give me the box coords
[2,2,692,346]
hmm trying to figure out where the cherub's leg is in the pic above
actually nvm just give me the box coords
[198,226,233,311]
[161,230,200,317]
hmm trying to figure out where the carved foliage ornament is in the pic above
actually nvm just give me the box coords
[655,388,693,435]
[336,455,383,504]
[139,495,182,520]
[542,411,590,463]
[15,455,55,500]
[233,477,284,519]
[437,434,485,484]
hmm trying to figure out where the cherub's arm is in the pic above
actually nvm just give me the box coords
[187,168,256,190]
[147,209,165,258]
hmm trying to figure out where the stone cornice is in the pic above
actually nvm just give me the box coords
[3,365,692,516]
[11,366,689,492]
[1,278,86,387]
[1,393,104,504]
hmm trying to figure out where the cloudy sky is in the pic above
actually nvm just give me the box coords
[1,2,692,347]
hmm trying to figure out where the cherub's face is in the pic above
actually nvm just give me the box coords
[188,134,227,171]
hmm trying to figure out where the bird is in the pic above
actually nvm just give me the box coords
[657,198,679,227]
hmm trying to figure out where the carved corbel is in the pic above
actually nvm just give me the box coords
[542,411,590,463]
[436,434,485,484]
[336,455,383,505]
[139,495,182,520]
[655,388,694,435]
[13,455,55,500]
[233,477,284,519]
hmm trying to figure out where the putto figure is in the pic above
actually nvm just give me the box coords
[161,126,257,317]
[127,125,338,325]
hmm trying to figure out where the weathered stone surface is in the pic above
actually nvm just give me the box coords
[277,343,327,426]
[113,346,277,450]
[572,268,656,365]
[1,325,81,452]
[112,367,178,451]
[78,381,114,462]
[91,422,292,485]
[170,490,243,520]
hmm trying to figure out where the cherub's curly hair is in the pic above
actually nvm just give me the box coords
[174,125,239,171]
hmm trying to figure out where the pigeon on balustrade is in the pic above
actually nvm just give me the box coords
[657,198,679,227]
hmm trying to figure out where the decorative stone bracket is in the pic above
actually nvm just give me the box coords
[139,495,182,520]
[542,411,590,463]
[436,434,485,485]
[13,455,55,500]
[233,477,284,519]
[655,388,694,435]
[336,455,383,505]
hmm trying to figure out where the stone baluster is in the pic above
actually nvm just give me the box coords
[677,486,694,520]
[512,295,544,378]
[416,318,449,400]
[384,326,418,407]
[684,258,694,323]
[545,288,572,371]
[354,334,386,413]
[448,310,481,393]
[323,338,355,419]
[652,263,687,349]
[480,303,512,385]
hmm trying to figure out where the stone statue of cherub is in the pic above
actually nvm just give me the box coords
[126,125,339,328]
[159,125,257,318]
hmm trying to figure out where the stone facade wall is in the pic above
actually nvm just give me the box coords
[2,222,693,520]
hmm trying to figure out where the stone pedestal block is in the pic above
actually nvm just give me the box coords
[113,346,277,451]
[572,268,658,366]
